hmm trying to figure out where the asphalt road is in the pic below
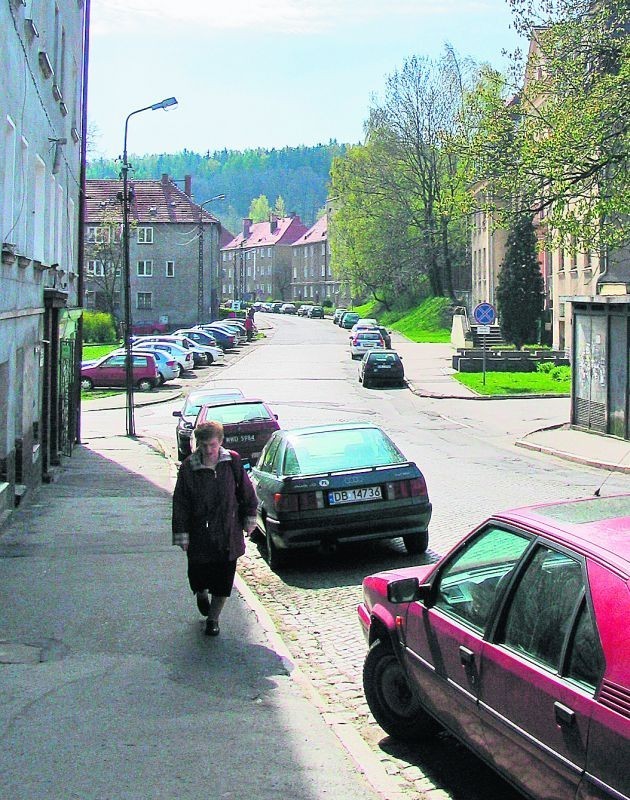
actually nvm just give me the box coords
[78,314,630,800]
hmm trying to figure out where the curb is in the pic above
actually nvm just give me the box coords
[407,381,569,401]
[234,570,410,800]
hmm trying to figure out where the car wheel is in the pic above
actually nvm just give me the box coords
[403,531,429,554]
[206,354,214,365]
[80,377,93,390]
[136,378,154,392]
[158,374,165,386]
[363,640,438,741]
[265,525,284,570]
[363,376,372,389]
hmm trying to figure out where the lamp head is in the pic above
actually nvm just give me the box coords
[151,96,178,111]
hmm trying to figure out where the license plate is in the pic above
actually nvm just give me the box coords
[328,486,382,505]
[376,364,392,370]
[226,434,255,443]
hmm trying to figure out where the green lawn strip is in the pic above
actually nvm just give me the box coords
[82,342,122,360]
[453,371,570,395]
[81,388,124,400]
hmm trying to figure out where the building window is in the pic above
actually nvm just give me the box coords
[87,226,111,244]
[222,253,226,261]
[87,259,105,276]
[321,263,325,277]
[260,249,265,258]
[85,290,95,308]
[267,248,272,257]
[166,260,174,277]
[321,243,326,255]
[113,291,121,307]
[293,267,297,279]
[137,227,153,244]
[137,260,153,277]
[137,292,152,309]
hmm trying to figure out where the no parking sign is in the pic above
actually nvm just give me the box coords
[473,302,496,325]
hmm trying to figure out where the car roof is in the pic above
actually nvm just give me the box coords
[492,495,630,575]
[185,387,244,402]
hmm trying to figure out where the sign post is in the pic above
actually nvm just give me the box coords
[473,303,496,387]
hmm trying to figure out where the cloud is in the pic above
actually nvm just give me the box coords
[91,0,489,36]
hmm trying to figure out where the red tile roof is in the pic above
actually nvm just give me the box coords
[291,214,327,247]
[221,215,309,251]
[85,177,219,225]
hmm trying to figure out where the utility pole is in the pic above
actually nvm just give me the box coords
[197,195,224,324]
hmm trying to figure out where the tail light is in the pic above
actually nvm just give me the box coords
[386,476,428,500]
[352,337,359,345]
[167,360,176,367]
[274,491,324,513]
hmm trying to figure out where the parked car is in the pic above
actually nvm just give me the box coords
[261,303,273,312]
[332,308,347,325]
[376,326,392,349]
[297,304,313,317]
[197,325,236,350]
[307,305,324,318]
[80,352,159,391]
[350,330,386,359]
[131,321,169,335]
[359,350,405,388]
[135,334,208,366]
[137,341,194,374]
[173,387,245,461]
[271,302,284,313]
[280,303,297,314]
[358,494,630,800]
[349,321,379,336]
[250,422,432,569]
[171,329,225,364]
[339,311,360,329]
[110,347,178,384]
[193,398,280,467]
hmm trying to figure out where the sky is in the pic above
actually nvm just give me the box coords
[87,0,524,160]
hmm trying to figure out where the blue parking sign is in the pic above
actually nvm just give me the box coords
[473,302,496,325]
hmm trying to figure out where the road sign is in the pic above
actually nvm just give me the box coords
[473,302,496,325]
[477,325,491,334]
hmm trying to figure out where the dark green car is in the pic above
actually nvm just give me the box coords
[249,422,432,569]
[340,311,360,329]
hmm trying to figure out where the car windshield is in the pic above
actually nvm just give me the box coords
[283,427,406,475]
[184,393,242,415]
[357,333,382,340]
[201,402,271,425]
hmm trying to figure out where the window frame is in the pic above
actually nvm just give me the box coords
[137,259,153,277]
[137,291,152,310]
[137,226,154,244]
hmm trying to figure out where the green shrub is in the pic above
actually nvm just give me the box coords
[536,363,571,381]
[83,311,117,343]
[523,343,551,351]
[322,298,333,308]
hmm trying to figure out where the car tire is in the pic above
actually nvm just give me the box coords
[80,377,93,390]
[363,377,372,389]
[363,640,438,741]
[264,524,284,570]
[137,378,154,392]
[206,353,214,365]
[403,531,429,554]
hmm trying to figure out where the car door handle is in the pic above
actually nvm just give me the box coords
[554,702,575,727]
[459,646,475,667]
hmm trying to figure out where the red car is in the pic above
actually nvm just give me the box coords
[359,494,630,800]
[80,352,159,391]
[193,398,279,465]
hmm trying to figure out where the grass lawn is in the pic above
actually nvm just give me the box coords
[83,342,121,360]
[81,388,124,400]
[351,297,452,343]
[454,371,571,395]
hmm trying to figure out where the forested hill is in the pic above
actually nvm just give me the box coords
[86,142,349,232]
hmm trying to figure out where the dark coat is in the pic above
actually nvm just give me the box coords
[172,449,257,563]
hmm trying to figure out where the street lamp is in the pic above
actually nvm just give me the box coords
[120,96,177,437]
[198,194,225,324]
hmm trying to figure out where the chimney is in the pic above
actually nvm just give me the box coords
[269,217,277,234]
[289,211,296,218]
[184,175,192,197]
[242,218,252,238]
[161,173,169,186]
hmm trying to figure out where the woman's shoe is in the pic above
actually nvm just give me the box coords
[205,619,220,636]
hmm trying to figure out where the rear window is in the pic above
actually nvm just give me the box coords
[200,402,272,425]
[357,333,382,341]
[368,353,400,364]
[184,393,242,415]
[282,427,406,475]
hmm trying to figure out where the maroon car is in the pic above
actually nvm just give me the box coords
[358,494,630,800]
[193,398,279,465]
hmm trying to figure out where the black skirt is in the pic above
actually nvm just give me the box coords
[187,559,237,596]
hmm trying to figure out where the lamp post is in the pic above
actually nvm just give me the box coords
[120,96,177,437]
[198,194,225,324]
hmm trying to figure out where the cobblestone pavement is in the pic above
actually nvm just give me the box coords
[237,539,522,800]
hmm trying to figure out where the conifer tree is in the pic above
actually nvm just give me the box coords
[496,214,544,349]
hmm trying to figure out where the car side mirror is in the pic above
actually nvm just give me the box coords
[274,414,278,419]
[172,410,182,417]
[387,577,432,604]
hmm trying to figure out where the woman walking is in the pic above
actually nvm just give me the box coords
[172,421,257,636]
